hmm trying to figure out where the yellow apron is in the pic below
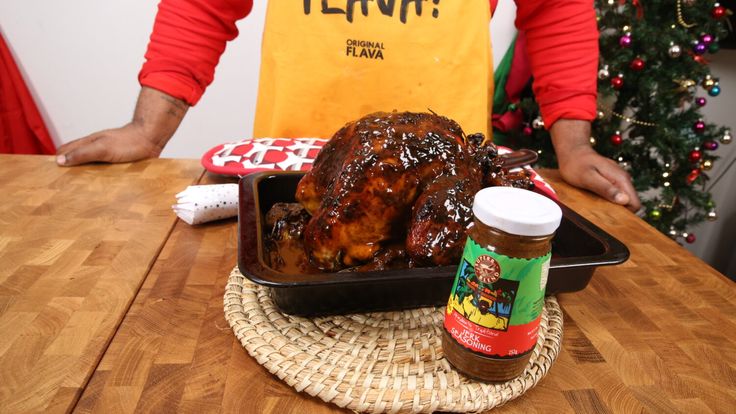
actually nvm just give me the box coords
[253,0,493,140]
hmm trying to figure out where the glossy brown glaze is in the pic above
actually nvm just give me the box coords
[295,111,531,271]
[264,203,319,274]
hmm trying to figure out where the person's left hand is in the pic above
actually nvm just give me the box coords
[550,119,641,212]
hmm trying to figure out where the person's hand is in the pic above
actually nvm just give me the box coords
[550,119,641,212]
[56,123,163,166]
[556,144,641,212]
[56,87,188,167]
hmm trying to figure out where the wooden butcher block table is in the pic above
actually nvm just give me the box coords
[0,155,733,413]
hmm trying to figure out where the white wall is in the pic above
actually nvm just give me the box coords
[2,1,733,275]
[0,0,266,160]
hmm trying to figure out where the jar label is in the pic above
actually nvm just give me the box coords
[444,237,550,358]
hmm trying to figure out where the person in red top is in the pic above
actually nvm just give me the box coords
[56,0,640,211]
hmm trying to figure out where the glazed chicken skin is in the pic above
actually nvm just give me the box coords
[296,111,526,271]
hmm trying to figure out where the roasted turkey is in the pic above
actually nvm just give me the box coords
[293,111,531,271]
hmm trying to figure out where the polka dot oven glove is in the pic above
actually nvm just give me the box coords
[172,184,239,225]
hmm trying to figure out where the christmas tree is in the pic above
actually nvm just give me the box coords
[508,0,733,243]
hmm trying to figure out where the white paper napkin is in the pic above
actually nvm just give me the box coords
[172,184,239,225]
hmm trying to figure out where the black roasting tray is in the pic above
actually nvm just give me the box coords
[238,172,629,316]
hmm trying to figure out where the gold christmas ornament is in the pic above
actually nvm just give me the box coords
[707,210,718,221]
[674,78,696,93]
[722,130,732,144]
[702,76,716,89]
[701,159,713,171]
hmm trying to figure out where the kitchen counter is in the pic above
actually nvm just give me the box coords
[1,155,733,413]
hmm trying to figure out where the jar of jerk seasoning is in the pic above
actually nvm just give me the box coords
[442,186,562,381]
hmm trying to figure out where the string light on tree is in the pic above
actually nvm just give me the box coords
[668,227,679,239]
[659,194,678,211]
[677,0,697,27]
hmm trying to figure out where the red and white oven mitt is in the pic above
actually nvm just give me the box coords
[200,137,329,176]
[174,138,555,225]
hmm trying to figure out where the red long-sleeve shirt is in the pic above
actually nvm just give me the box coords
[139,0,598,127]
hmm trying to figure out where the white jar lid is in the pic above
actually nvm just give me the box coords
[473,187,562,236]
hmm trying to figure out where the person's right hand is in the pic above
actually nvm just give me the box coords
[56,87,189,167]
[56,123,164,166]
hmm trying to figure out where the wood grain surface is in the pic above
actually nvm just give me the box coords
[75,168,736,413]
[0,155,202,413]
[74,173,344,414]
[6,156,734,413]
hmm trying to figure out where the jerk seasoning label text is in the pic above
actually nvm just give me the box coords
[303,0,441,23]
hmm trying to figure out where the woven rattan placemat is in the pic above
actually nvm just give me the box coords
[224,267,563,414]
